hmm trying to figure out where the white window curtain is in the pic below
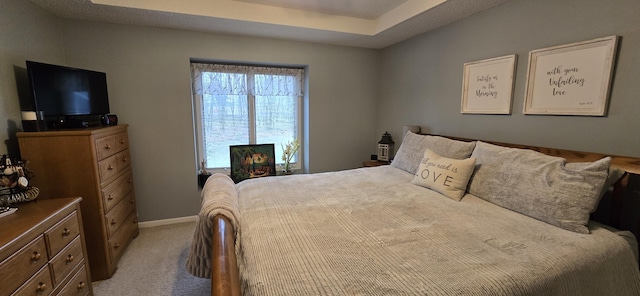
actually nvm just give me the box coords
[191,63,304,170]
[191,63,304,97]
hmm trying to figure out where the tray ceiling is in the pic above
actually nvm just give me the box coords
[28,0,512,48]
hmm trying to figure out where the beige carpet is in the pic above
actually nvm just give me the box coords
[92,221,210,296]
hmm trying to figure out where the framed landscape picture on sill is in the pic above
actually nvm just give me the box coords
[523,35,618,116]
[229,144,276,183]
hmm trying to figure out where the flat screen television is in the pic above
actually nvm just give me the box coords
[26,60,110,128]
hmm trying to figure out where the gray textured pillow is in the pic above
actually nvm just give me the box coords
[468,141,611,234]
[391,132,476,174]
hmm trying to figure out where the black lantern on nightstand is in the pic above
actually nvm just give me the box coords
[377,131,394,162]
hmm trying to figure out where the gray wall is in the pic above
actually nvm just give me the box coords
[378,0,640,158]
[0,0,66,156]
[59,21,380,221]
[0,2,379,222]
[3,0,640,222]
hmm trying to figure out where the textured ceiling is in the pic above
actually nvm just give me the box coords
[235,0,410,19]
[28,0,513,49]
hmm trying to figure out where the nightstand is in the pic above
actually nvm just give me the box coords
[362,160,390,167]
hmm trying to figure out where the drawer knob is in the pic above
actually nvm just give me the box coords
[107,165,114,171]
[62,228,71,236]
[77,281,86,290]
[66,254,74,263]
[121,157,128,162]
[36,282,47,291]
[120,139,125,144]
[108,194,114,200]
[133,218,138,224]
[114,243,120,249]
[111,219,117,225]
[31,251,41,262]
[104,144,111,150]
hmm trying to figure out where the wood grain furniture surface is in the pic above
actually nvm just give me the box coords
[207,134,640,296]
[0,198,93,296]
[17,125,139,281]
[362,160,389,167]
[440,134,640,175]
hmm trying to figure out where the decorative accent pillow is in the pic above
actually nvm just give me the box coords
[391,132,476,174]
[468,141,611,234]
[411,149,476,201]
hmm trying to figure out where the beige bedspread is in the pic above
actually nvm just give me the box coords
[186,173,240,278]
[190,166,640,295]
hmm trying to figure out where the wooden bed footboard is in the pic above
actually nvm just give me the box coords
[212,215,241,296]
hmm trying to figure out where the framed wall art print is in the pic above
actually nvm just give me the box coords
[229,144,276,183]
[523,35,618,116]
[461,54,517,114]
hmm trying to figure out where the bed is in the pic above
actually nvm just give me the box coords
[187,133,640,296]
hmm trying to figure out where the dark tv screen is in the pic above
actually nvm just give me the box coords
[26,61,110,116]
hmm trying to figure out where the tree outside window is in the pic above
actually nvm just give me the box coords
[191,62,304,171]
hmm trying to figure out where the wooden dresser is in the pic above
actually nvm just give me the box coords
[17,125,139,281]
[0,198,93,296]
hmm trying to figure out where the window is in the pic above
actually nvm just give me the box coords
[191,62,304,172]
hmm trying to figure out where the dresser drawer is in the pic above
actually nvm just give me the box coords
[95,135,117,161]
[95,131,129,161]
[109,211,139,263]
[114,132,129,154]
[98,149,132,183]
[56,264,90,296]
[116,150,131,172]
[12,264,53,296]
[49,236,83,286]
[45,212,80,257]
[98,154,119,182]
[105,194,136,237]
[102,170,134,212]
[0,236,48,296]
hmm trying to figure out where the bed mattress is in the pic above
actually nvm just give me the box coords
[190,166,640,295]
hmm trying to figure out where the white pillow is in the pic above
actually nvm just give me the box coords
[411,149,476,201]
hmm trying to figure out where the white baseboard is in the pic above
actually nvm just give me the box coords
[138,215,198,228]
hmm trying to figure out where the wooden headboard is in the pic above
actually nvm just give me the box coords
[424,134,640,233]
[430,134,640,175]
